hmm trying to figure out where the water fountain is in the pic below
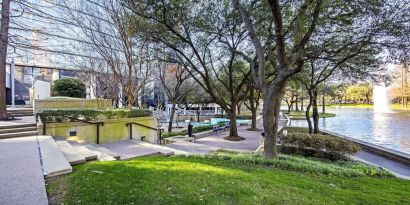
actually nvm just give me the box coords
[373,85,392,113]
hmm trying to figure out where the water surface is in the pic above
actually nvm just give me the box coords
[290,107,410,154]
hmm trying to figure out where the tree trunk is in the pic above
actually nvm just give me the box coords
[237,103,241,115]
[262,88,285,159]
[306,90,313,134]
[196,110,200,122]
[295,94,299,111]
[167,104,176,132]
[322,91,326,114]
[228,108,238,137]
[251,107,257,129]
[300,97,304,111]
[312,88,320,134]
[0,0,10,120]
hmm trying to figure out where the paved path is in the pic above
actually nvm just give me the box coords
[195,119,285,152]
[0,137,48,205]
[0,116,36,126]
[165,141,220,154]
[353,151,410,179]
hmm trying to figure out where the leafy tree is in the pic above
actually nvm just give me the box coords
[184,87,213,122]
[126,1,251,140]
[51,78,86,98]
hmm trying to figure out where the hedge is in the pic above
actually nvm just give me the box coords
[213,114,252,119]
[279,131,361,160]
[162,125,214,138]
[38,109,152,123]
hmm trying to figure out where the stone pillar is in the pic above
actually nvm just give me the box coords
[10,59,15,107]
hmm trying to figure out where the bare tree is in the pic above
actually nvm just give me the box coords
[62,0,152,108]
[158,63,196,132]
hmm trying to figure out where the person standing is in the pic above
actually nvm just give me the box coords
[188,121,193,138]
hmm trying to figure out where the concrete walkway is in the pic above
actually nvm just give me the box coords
[0,137,48,205]
[353,151,410,179]
[0,116,36,127]
[195,119,285,152]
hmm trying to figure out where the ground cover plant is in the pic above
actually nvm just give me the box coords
[46,153,409,205]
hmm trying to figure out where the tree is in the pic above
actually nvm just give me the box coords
[62,0,152,108]
[244,82,262,130]
[0,0,11,120]
[345,84,373,103]
[233,0,324,158]
[126,1,251,140]
[233,0,404,156]
[185,88,213,122]
[158,63,196,132]
[51,78,86,98]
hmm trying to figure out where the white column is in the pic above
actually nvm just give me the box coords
[10,59,15,108]
[214,105,218,114]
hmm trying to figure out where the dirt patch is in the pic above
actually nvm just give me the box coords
[45,176,69,205]
[223,135,246,141]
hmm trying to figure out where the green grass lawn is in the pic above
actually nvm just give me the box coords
[285,110,336,119]
[327,103,410,111]
[47,153,410,205]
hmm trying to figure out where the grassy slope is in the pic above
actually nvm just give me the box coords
[47,154,410,205]
[327,103,410,111]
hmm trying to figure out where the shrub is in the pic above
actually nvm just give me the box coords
[51,78,86,98]
[213,114,252,119]
[184,152,392,177]
[38,109,152,123]
[162,125,214,138]
[279,131,361,160]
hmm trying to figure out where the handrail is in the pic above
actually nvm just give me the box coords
[126,122,159,131]
[38,114,104,144]
[67,117,104,144]
[126,122,164,144]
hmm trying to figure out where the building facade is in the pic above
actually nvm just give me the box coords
[5,63,94,106]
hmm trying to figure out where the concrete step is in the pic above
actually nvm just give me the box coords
[55,140,86,165]
[37,135,72,178]
[0,127,37,134]
[101,140,166,160]
[65,140,98,161]
[0,131,38,139]
[0,123,37,129]
[80,142,120,160]
[81,143,117,161]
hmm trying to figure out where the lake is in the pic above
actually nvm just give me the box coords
[289,107,410,155]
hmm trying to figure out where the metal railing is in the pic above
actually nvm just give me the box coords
[125,122,164,144]
[40,115,104,144]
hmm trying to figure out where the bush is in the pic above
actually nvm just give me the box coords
[279,131,361,160]
[184,152,391,177]
[213,114,252,119]
[52,78,86,98]
[162,125,214,138]
[38,109,152,123]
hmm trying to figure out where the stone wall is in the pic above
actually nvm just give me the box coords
[38,117,158,144]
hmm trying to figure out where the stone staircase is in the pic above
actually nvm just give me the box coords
[7,108,34,117]
[0,123,38,139]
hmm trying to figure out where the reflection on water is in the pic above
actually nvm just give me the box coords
[290,107,410,154]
